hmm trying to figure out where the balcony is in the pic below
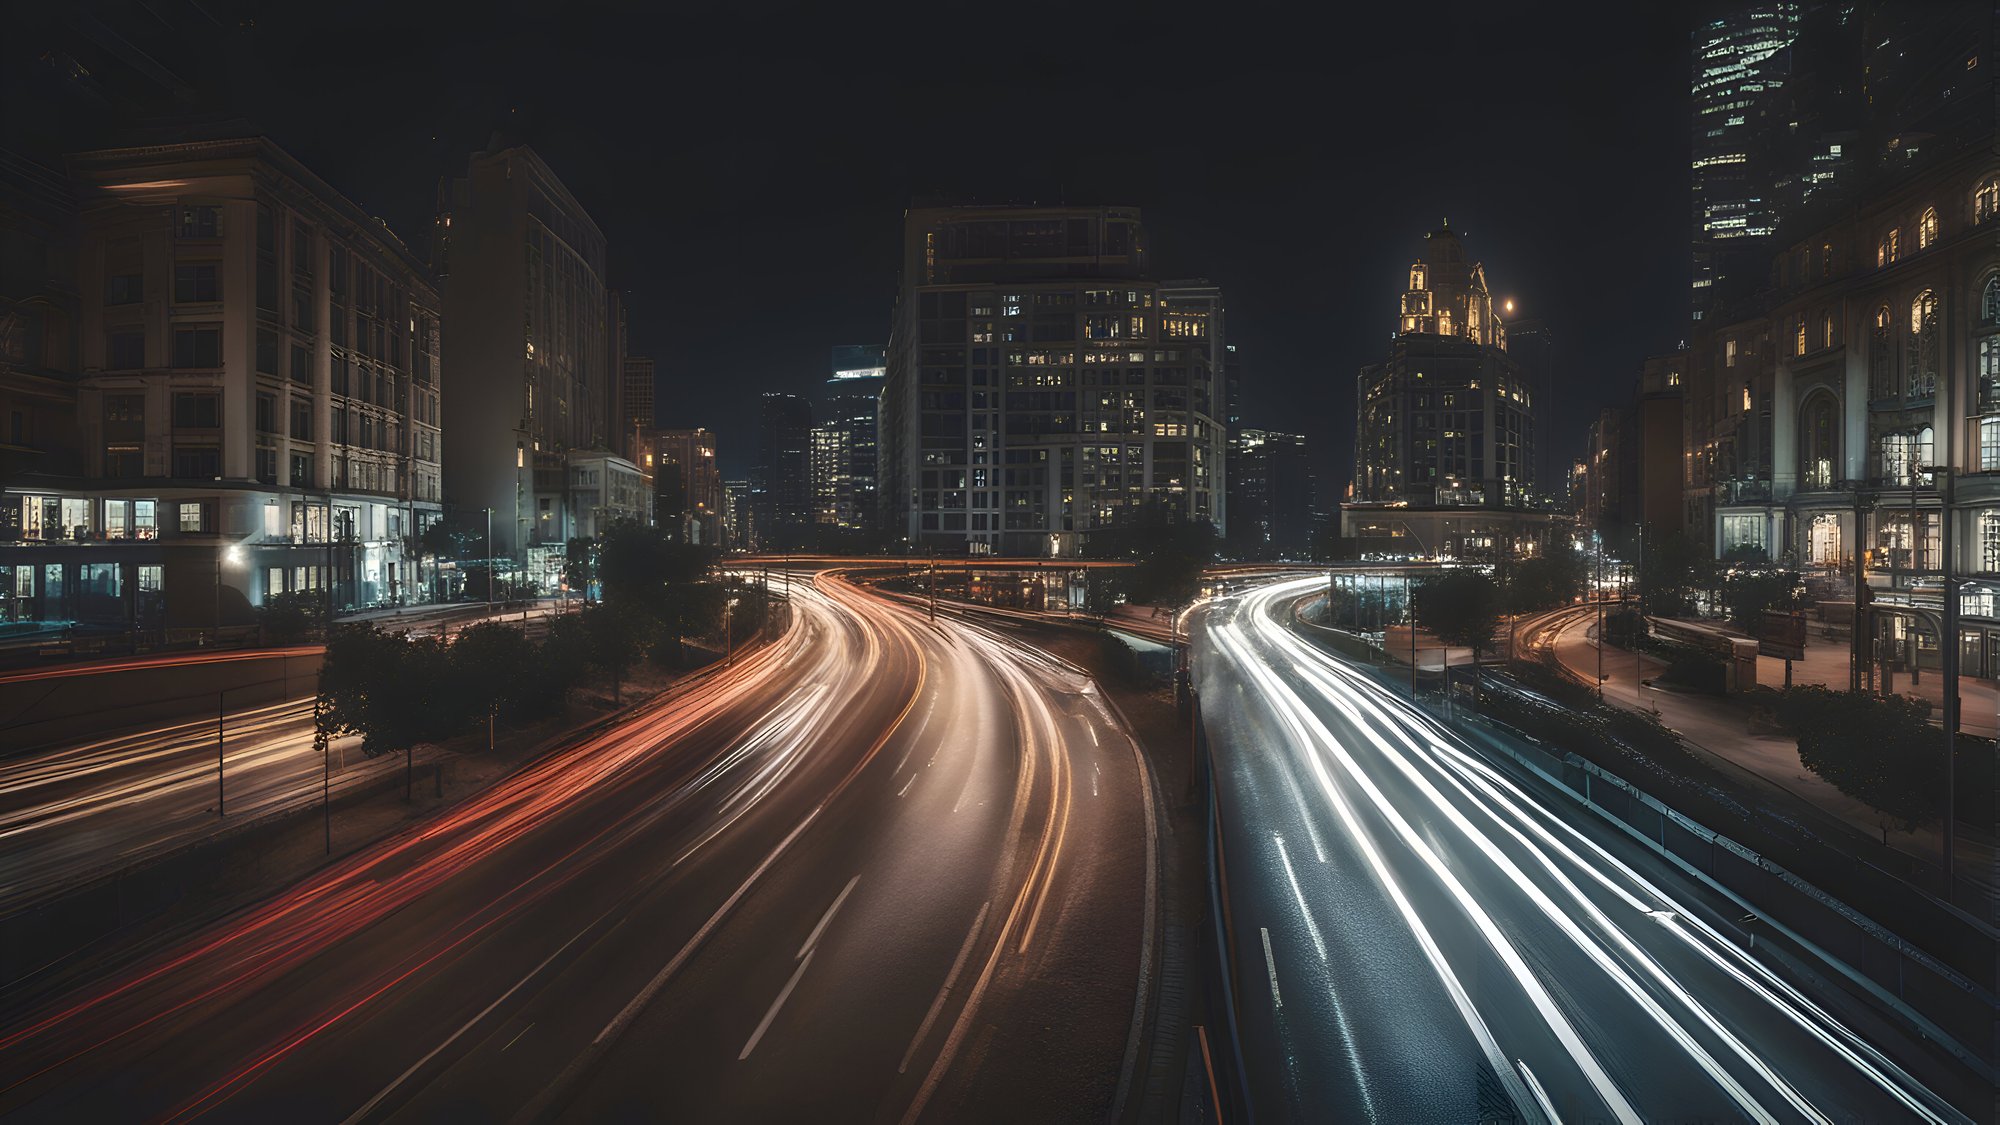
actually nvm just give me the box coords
[1716,478,1771,504]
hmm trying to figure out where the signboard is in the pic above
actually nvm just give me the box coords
[1758,610,1807,660]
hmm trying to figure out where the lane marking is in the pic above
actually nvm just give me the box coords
[738,949,815,1060]
[1260,928,1283,1010]
[897,774,916,798]
[799,875,859,960]
[500,1023,533,1053]
[593,809,822,1047]
[1271,834,1327,961]
[897,901,990,1074]
[340,926,590,1124]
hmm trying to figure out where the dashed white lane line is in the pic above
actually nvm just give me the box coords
[739,949,816,1060]
[1261,927,1284,1011]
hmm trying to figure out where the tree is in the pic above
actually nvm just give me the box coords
[1639,532,1713,617]
[1723,565,1805,634]
[257,589,325,645]
[1413,569,1503,704]
[1084,516,1219,609]
[1504,542,1588,614]
[580,602,647,702]
[564,536,598,602]
[318,624,451,756]
[1775,686,1945,837]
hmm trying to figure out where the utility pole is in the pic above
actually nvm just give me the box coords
[928,548,938,621]
[216,691,225,817]
[485,507,494,607]
[1596,534,1605,701]
[1851,485,1872,693]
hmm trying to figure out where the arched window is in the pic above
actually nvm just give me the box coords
[1984,274,2000,326]
[1877,228,1901,266]
[1869,305,1896,398]
[1977,178,2000,225]
[1821,242,1834,278]
[1917,206,1939,249]
[1907,290,1939,396]
[1793,316,1807,356]
[1799,393,1837,489]
[1821,311,1834,350]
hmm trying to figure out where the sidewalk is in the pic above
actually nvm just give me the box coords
[1748,625,1999,739]
[1548,614,1996,917]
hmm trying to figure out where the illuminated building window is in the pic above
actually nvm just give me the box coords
[1977,179,2000,225]
[1917,206,1939,250]
[1876,227,1900,267]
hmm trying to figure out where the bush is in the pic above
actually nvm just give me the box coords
[258,589,325,645]
[1773,686,1945,832]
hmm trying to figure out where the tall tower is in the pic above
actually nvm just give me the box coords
[1690,4,1802,325]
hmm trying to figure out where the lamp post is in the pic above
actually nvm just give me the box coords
[483,507,494,608]
[1925,464,1958,902]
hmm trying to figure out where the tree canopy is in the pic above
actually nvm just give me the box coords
[1412,569,1503,658]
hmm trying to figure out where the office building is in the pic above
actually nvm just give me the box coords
[1691,4,1803,325]
[1227,429,1316,560]
[0,137,444,628]
[753,392,812,549]
[722,478,752,551]
[1345,224,1556,560]
[1579,353,1686,551]
[654,427,722,545]
[622,355,655,449]
[880,205,1226,555]
[822,344,884,531]
[434,141,615,568]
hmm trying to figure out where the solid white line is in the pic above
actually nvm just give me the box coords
[898,901,991,1074]
[897,773,916,797]
[739,949,815,1060]
[500,1023,534,1053]
[799,875,859,959]
[341,928,588,1124]
[594,807,821,1046]
[1260,927,1283,1010]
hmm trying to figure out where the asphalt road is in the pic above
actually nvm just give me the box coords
[1195,575,1976,1123]
[0,602,574,917]
[0,572,1152,1124]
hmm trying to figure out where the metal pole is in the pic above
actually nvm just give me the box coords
[1410,574,1418,700]
[1597,541,1605,701]
[321,730,330,854]
[485,508,494,608]
[1940,468,1958,902]
[216,690,225,817]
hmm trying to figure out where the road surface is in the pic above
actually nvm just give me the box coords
[1195,575,1975,1123]
[0,572,1153,1124]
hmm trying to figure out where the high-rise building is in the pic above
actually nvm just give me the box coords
[434,142,616,566]
[654,427,722,545]
[722,478,752,550]
[1505,316,1558,503]
[622,355,655,449]
[1691,4,1803,325]
[1346,224,1560,559]
[1227,429,1316,560]
[0,137,444,628]
[880,205,1226,555]
[810,422,846,525]
[753,392,812,549]
[822,344,884,531]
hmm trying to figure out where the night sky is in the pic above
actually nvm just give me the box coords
[59,1,1698,492]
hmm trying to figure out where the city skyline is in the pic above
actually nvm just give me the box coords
[4,2,1692,489]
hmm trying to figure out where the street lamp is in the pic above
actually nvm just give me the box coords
[482,507,495,607]
[212,542,245,646]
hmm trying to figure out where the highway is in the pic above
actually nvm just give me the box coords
[0,697,384,917]
[1195,575,1975,1123]
[0,572,1153,1123]
[0,601,574,916]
